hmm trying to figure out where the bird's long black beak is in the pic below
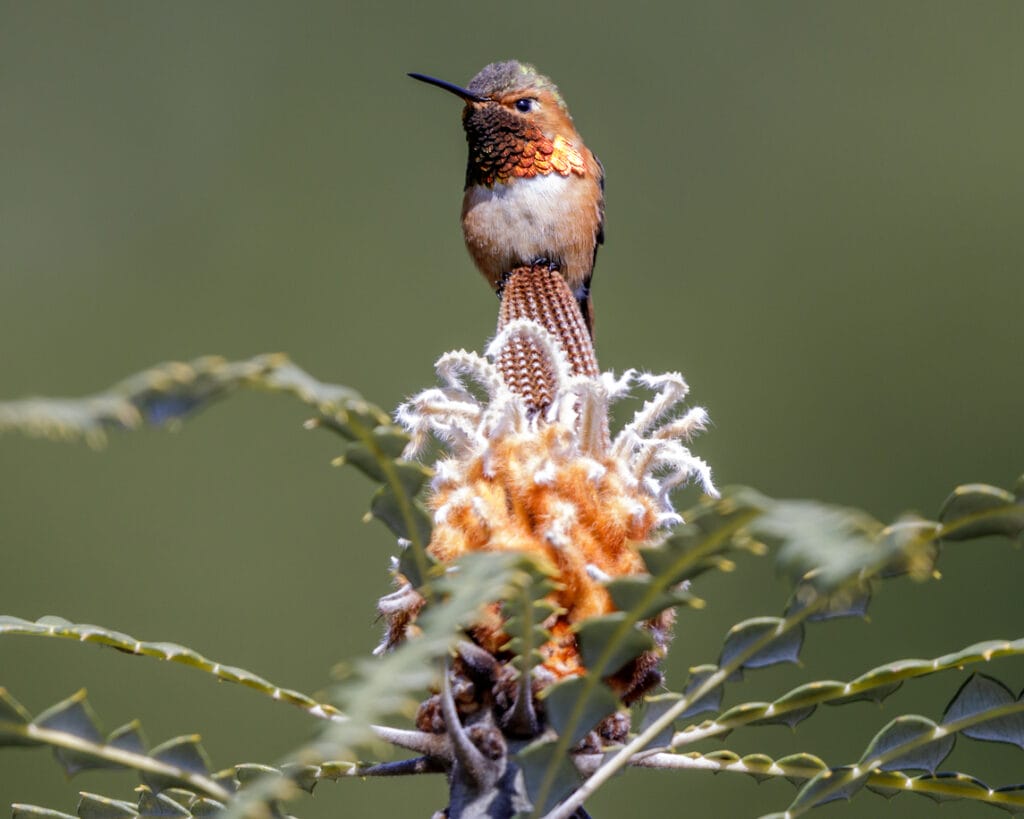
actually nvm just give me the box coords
[408,72,487,103]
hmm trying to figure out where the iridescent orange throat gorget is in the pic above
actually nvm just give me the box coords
[463,104,586,188]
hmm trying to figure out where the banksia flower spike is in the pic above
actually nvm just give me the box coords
[385,263,716,727]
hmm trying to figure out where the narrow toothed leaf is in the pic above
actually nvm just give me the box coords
[719,617,804,672]
[789,767,867,809]
[636,693,682,747]
[136,790,191,819]
[189,799,225,818]
[574,613,655,676]
[910,772,991,804]
[108,721,147,755]
[0,687,37,747]
[143,735,211,792]
[12,807,77,819]
[370,485,432,545]
[861,715,954,774]
[33,690,102,743]
[542,676,619,747]
[739,753,775,781]
[280,762,321,794]
[939,483,1024,541]
[234,763,279,785]
[679,665,722,719]
[605,575,702,620]
[785,582,871,621]
[33,691,111,775]
[944,673,1024,750]
[76,793,139,819]
[776,753,828,786]
[517,738,581,815]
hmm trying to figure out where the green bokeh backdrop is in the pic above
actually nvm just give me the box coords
[1,3,1021,817]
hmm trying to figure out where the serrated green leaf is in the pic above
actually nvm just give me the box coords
[188,799,225,819]
[33,690,110,776]
[939,483,1024,541]
[234,763,279,785]
[719,617,804,673]
[789,766,866,810]
[108,721,147,756]
[542,676,619,747]
[144,735,211,792]
[861,715,954,773]
[605,575,701,620]
[944,674,1024,750]
[136,790,191,819]
[574,613,655,676]
[77,793,139,819]
[369,485,432,545]
[11,807,77,819]
[0,687,37,747]
[517,738,581,815]
[679,665,722,720]
[636,693,682,747]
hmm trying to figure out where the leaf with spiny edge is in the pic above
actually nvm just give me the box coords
[541,676,620,748]
[939,480,1024,542]
[574,613,656,678]
[516,738,582,816]
[944,673,1024,750]
[77,793,140,819]
[0,355,433,586]
[635,693,683,747]
[718,617,804,676]
[861,715,955,773]
[0,616,340,722]
[498,560,559,724]
[678,664,722,720]
[0,689,232,802]
[12,808,77,819]
[604,575,703,621]
[143,735,213,792]
[309,552,545,769]
[672,638,1024,755]
[0,687,37,747]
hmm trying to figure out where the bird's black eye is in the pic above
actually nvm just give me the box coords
[515,98,535,113]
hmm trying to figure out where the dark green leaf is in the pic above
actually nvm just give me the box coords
[719,617,804,672]
[369,485,432,545]
[635,693,681,747]
[541,676,619,747]
[861,715,954,774]
[143,735,211,792]
[939,483,1024,541]
[516,738,581,815]
[0,687,37,747]
[679,665,722,720]
[77,794,139,819]
[944,674,1024,750]
[574,613,654,676]
[136,790,191,819]
[605,575,701,620]
[33,691,109,775]
[789,767,866,809]
[11,807,77,819]
[108,721,147,756]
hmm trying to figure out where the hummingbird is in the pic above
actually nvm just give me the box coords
[409,61,605,336]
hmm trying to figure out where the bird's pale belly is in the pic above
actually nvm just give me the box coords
[461,173,598,292]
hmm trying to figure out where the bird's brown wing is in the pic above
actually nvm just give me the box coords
[577,151,605,337]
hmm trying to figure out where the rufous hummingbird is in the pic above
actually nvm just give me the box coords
[409,60,605,336]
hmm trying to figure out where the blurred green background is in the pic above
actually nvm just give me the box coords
[1,2,1022,817]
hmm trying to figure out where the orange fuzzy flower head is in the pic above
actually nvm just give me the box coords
[386,318,716,696]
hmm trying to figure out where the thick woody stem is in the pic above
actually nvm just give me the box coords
[497,264,599,414]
